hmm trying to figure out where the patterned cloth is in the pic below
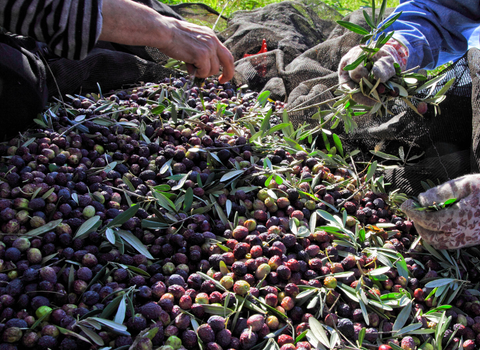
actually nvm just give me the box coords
[383,38,409,71]
[0,0,103,60]
[401,174,480,249]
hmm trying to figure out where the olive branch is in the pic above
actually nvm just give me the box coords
[314,0,455,134]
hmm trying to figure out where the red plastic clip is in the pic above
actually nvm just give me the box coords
[243,39,268,58]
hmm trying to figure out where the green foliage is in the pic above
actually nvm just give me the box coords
[159,0,400,21]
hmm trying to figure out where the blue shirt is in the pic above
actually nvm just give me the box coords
[381,0,480,70]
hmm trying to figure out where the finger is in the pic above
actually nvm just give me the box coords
[414,224,447,249]
[338,46,364,84]
[402,197,461,232]
[193,50,212,79]
[338,55,368,84]
[401,198,464,233]
[372,56,396,83]
[209,51,221,79]
[351,92,376,106]
[348,64,369,83]
[401,199,460,249]
[186,63,196,76]
[338,58,352,85]
[217,45,235,83]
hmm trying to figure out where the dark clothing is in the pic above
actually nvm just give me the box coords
[0,0,181,139]
[0,33,49,139]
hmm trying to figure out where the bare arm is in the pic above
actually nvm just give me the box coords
[99,0,234,83]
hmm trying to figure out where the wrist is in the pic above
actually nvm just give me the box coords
[99,0,172,49]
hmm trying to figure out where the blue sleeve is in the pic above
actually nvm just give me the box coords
[379,0,480,70]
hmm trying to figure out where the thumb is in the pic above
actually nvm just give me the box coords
[401,199,474,250]
[338,46,368,84]
[348,63,369,84]
[400,199,439,231]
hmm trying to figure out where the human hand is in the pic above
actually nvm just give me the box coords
[338,39,408,105]
[401,174,480,249]
[99,0,234,83]
[159,17,234,83]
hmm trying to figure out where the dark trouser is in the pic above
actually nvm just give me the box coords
[0,34,48,140]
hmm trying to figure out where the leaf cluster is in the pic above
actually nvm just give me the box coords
[318,0,456,133]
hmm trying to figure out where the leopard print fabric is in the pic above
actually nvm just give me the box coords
[401,174,480,249]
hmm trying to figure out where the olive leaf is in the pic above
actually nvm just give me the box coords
[295,330,309,345]
[74,216,101,240]
[114,295,127,325]
[197,271,228,292]
[395,253,409,280]
[22,218,63,237]
[57,326,93,344]
[77,324,104,345]
[306,330,327,350]
[184,187,194,212]
[219,260,229,275]
[88,317,130,335]
[30,308,53,329]
[145,327,160,340]
[337,282,360,303]
[392,299,412,332]
[424,278,456,288]
[337,21,370,35]
[201,304,235,316]
[106,204,140,228]
[295,289,317,302]
[235,295,267,315]
[41,252,59,265]
[101,295,123,319]
[308,317,329,348]
[226,199,232,217]
[252,295,288,320]
[365,161,377,183]
[357,327,366,346]
[220,170,244,182]
[41,187,56,200]
[223,292,232,318]
[306,294,320,309]
[159,158,173,175]
[125,264,151,277]
[358,291,370,326]
[368,266,391,276]
[396,323,424,336]
[172,173,189,191]
[116,229,154,259]
[152,191,177,213]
